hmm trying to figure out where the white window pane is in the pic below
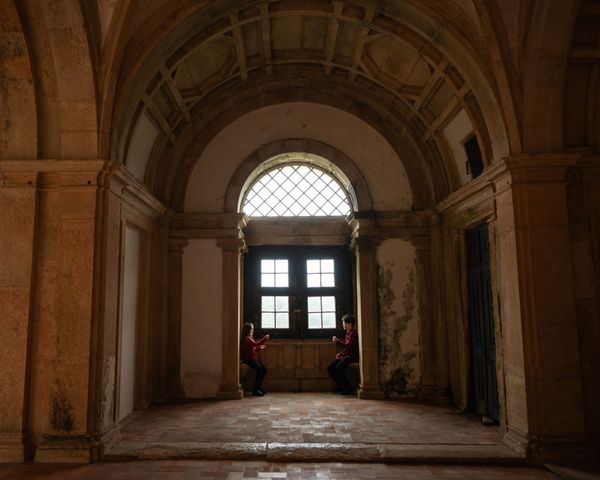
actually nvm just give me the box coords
[306,259,320,273]
[308,313,321,329]
[307,273,320,288]
[275,296,288,312]
[275,313,289,329]
[242,164,352,217]
[321,273,335,287]
[275,259,288,273]
[262,296,274,311]
[322,296,336,312]
[262,312,275,328]
[307,296,321,312]
[275,273,289,287]
[261,259,275,273]
[322,312,336,328]
[321,259,334,272]
[261,273,274,287]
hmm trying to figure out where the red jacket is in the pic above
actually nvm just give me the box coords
[241,335,268,361]
[336,329,359,361]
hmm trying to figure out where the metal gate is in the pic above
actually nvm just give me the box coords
[466,224,499,421]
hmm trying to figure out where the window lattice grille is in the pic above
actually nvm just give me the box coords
[242,164,352,217]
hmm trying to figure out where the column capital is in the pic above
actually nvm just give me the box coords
[410,235,431,252]
[168,238,188,253]
[350,235,380,252]
[490,153,581,186]
[217,237,246,253]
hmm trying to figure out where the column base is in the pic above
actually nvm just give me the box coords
[216,385,243,400]
[503,428,595,464]
[357,385,385,400]
[35,434,93,464]
[528,436,595,464]
[418,384,451,403]
[96,425,121,460]
[168,380,186,401]
[0,433,24,462]
[502,427,529,456]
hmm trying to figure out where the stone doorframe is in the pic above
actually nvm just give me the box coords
[434,165,507,430]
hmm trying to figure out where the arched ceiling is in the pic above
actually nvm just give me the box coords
[109,0,512,210]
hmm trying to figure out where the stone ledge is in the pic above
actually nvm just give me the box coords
[103,441,525,465]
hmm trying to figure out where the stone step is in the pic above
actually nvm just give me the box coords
[104,441,526,465]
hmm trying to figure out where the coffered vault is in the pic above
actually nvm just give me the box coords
[1,0,599,468]
[112,0,511,209]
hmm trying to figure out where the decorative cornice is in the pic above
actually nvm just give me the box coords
[348,210,429,241]
[170,212,247,240]
[116,165,167,219]
[0,160,107,188]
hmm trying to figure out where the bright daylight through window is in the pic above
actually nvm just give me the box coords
[242,164,351,217]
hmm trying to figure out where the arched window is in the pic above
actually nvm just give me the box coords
[241,163,353,217]
[240,154,355,339]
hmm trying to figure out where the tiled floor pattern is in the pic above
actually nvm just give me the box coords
[0,461,559,479]
[117,393,500,446]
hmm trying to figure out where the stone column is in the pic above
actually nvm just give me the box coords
[216,238,245,400]
[0,165,38,461]
[167,238,187,400]
[412,233,449,401]
[566,157,600,453]
[21,161,105,463]
[429,216,452,402]
[492,154,588,461]
[351,235,385,399]
[153,216,170,403]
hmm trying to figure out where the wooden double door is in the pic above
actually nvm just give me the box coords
[466,224,499,422]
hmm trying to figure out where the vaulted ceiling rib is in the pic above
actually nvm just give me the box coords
[113,0,506,210]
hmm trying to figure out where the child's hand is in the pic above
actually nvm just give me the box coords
[265,334,270,340]
[332,336,338,343]
[260,345,266,350]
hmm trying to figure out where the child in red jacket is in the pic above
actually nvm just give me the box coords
[241,322,270,396]
[328,314,358,395]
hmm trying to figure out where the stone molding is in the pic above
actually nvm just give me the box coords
[348,211,429,241]
[171,212,247,240]
[222,139,374,213]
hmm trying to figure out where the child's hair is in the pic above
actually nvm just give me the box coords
[242,322,254,337]
[342,314,356,326]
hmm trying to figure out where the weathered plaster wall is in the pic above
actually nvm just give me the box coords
[118,225,141,421]
[184,103,413,212]
[181,239,222,398]
[376,239,421,397]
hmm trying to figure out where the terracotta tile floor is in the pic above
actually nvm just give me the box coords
[0,395,565,479]
[0,461,559,479]
[117,393,501,446]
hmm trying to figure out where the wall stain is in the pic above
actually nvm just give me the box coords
[49,382,75,432]
[377,263,417,397]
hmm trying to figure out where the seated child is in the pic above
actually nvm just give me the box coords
[328,314,358,395]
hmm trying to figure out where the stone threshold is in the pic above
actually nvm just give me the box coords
[104,442,525,465]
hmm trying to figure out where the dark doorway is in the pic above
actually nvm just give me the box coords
[466,224,499,422]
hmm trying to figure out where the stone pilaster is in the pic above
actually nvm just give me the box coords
[167,238,187,400]
[492,154,588,462]
[411,233,449,402]
[0,165,39,461]
[350,230,385,400]
[12,161,105,463]
[216,237,246,400]
[567,156,600,451]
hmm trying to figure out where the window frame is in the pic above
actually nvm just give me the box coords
[244,245,354,339]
